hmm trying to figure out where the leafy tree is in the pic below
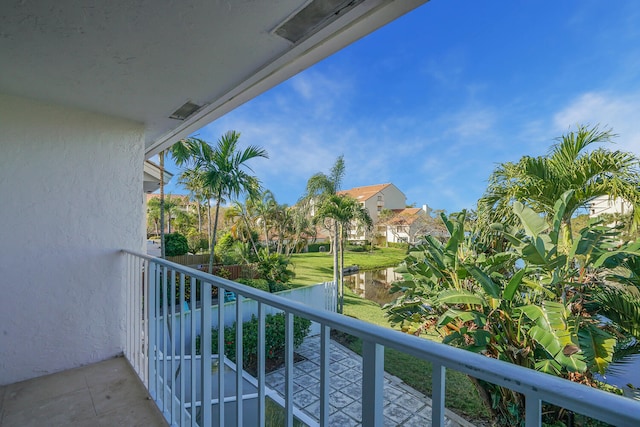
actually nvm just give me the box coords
[386,192,640,425]
[164,232,189,257]
[478,125,640,243]
[186,231,208,255]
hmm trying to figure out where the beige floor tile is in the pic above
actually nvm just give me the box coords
[3,366,88,413]
[88,370,149,415]
[97,400,167,427]
[1,388,96,427]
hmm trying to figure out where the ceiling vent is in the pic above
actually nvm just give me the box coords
[169,101,202,120]
[274,0,364,44]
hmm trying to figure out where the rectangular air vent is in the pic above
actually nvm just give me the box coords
[274,0,364,44]
[169,101,202,120]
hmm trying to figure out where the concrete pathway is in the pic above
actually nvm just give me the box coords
[266,334,475,427]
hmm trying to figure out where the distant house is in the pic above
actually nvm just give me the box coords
[380,207,429,244]
[588,196,633,218]
[334,183,439,244]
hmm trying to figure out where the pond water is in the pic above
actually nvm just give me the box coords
[344,267,402,306]
[598,352,640,399]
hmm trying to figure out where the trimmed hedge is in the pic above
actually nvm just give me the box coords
[307,243,330,252]
[197,313,312,375]
[235,278,270,292]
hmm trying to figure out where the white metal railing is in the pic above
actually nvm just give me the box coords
[123,250,640,427]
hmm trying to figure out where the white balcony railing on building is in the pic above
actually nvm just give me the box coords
[123,250,640,427]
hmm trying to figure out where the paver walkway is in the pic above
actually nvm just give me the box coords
[266,334,476,427]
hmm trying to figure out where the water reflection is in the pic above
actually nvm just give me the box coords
[344,267,402,306]
[598,353,640,399]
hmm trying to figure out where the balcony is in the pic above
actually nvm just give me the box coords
[119,250,640,426]
[4,251,639,427]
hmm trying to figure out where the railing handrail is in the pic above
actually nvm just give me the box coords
[123,249,640,426]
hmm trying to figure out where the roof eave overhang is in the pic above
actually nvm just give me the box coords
[145,0,427,158]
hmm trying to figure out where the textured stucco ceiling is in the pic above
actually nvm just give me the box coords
[0,0,428,156]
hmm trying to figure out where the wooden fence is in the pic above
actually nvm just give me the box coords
[165,253,210,266]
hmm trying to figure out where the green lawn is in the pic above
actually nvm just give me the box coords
[289,247,408,286]
[290,247,490,422]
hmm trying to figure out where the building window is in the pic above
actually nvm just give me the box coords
[377,206,382,212]
[377,195,382,201]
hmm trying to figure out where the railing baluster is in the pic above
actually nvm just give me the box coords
[320,324,330,426]
[432,363,445,427]
[143,258,150,388]
[201,280,212,426]
[170,269,176,425]
[162,265,168,414]
[285,311,294,427]
[525,394,542,427]
[362,340,384,427]
[179,272,186,426]
[149,262,158,401]
[257,302,266,427]
[190,278,196,426]
[218,285,225,426]
[236,294,243,426]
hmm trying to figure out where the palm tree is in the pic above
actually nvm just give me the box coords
[192,131,268,273]
[316,194,372,312]
[301,156,346,288]
[155,138,213,258]
[478,125,640,241]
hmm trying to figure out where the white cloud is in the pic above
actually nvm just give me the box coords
[553,91,640,155]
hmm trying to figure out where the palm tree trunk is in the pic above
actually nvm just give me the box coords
[159,151,165,259]
[208,191,222,274]
[207,199,212,250]
[339,222,345,314]
[197,201,202,233]
[333,220,339,311]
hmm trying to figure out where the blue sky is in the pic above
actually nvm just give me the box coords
[162,0,640,214]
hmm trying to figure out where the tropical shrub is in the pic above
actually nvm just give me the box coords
[256,248,295,285]
[164,232,189,256]
[385,191,640,425]
[197,313,312,375]
[186,231,208,255]
[235,278,270,292]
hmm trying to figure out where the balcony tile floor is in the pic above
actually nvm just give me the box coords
[0,356,167,427]
[266,335,477,427]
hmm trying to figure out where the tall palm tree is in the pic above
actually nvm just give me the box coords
[478,125,640,240]
[301,156,346,287]
[156,138,213,258]
[192,131,268,273]
[316,194,373,312]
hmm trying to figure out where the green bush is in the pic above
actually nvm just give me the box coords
[307,243,330,252]
[345,244,365,252]
[165,233,189,256]
[197,313,312,375]
[235,278,270,292]
[256,249,295,285]
[268,282,290,293]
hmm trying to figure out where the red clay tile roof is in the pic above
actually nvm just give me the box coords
[337,183,393,201]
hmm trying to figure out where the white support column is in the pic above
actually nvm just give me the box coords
[432,363,445,427]
[526,395,542,427]
[201,280,212,426]
[285,312,294,427]
[320,325,331,426]
[235,295,244,426]
[362,340,384,427]
[257,303,266,427]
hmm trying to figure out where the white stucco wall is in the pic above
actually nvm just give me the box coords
[0,93,145,385]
